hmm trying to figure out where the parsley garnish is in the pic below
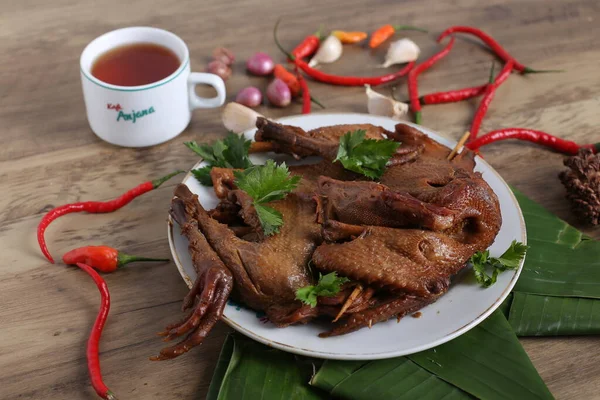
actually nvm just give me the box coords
[233,160,301,236]
[295,272,350,308]
[334,130,400,179]
[470,240,529,287]
[186,133,253,186]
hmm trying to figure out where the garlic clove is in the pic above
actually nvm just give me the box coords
[308,35,343,68]
[365,84,408,120]
[381,38,420,68]
[222,102,264,133]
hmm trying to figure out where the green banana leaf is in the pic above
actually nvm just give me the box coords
[407,311,553,400]
[511,190,600,298]
[313,311,552,400]
[315,357,473,400]
[508,292,600,336]
[207,334,326,400]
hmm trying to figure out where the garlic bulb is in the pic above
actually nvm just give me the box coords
[365,84,408,120]
[222,102,264,133]
[308,35,343,67]
[381,38,420,68]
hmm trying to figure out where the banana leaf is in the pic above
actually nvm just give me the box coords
[312,357,473,400]
[313,311,552,400]
[508,292,600,336]
[511,189,600,298]
[207,334,327,400]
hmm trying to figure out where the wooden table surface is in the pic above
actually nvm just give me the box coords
[2,0,599,398]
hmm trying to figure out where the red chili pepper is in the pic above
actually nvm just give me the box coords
[295,69,311,114]
[38,170,183,263]
[438,26,562,74]
[408,37,456,124]
[469,59,514,141]
[274,21,414,86]
[467,128,600,155]
[419,84,487,105]
[369,24,428,48]
[274,64,301,96]
[75,262,116,400]
[419,61,495,105]
[63,245,169,273]
[291,29,323,60]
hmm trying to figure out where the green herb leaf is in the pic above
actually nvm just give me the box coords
[254,204,284,236]
[470,240,528,288]
[334,130,400,179]
[191,166,214,186]
[233,160,300,236]
[186,133,253,185]
[222,133,253,169]
[495,240,529,270]
[234,160,301,204]
[296,272,350,307]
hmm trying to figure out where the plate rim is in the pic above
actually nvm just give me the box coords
[166,112,526,360]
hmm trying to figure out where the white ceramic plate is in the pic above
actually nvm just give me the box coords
[167,113,526,360]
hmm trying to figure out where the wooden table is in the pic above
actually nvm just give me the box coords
[2,0,598,398]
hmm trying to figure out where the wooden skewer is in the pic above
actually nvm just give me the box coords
[333,285,363,323]
[447,131,471,161]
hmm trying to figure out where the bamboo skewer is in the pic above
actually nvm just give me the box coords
[447,131,471,161]
[333,285,363,323]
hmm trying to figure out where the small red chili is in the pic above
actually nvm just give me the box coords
[369,24,428,48]
[290,28,323,60]
[469,59,514,142]
[467,128,600,155]
[275,21,414,87]
[437,26,562,74]
[38,170,184,263]
[63,245,169,273]
[75,262,116,400]
[295,69,311,114]
[419,62,495,105]
[408,37,457,124]
[419,85,487,105]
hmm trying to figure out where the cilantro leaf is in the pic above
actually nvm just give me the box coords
[470,241,528,287]
[495,240,529,270]
[222,133,253,169]
[191,166,214,186]
[334,130,400,180]
[254,204,283,236]
[233,160,301,235]
[295,272,350,307]
[185,133,253,185]
[234,160,301,204]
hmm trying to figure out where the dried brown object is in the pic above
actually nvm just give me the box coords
[559,148,600,225]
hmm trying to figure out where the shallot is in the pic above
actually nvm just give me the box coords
[365,84,408,120]
[381,38,420,68]
[246,52,275,76]
[308,35,343,67]
[235,87,263,108]
[213,47,235,66]
[207,60,232,81]
[266,78,291,107]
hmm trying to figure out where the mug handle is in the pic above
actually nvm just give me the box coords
[188,72,226,110]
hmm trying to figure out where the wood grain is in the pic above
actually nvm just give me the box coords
[0,0,598,399]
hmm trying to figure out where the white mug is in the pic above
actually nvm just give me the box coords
[80,27,226,147]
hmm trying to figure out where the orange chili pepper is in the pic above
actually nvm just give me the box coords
[274,64,301,96]
[369,24,428,48]
[332,30,368,44]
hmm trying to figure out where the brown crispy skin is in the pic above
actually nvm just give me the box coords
[173,184,321,326]
[166,118,502,348]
